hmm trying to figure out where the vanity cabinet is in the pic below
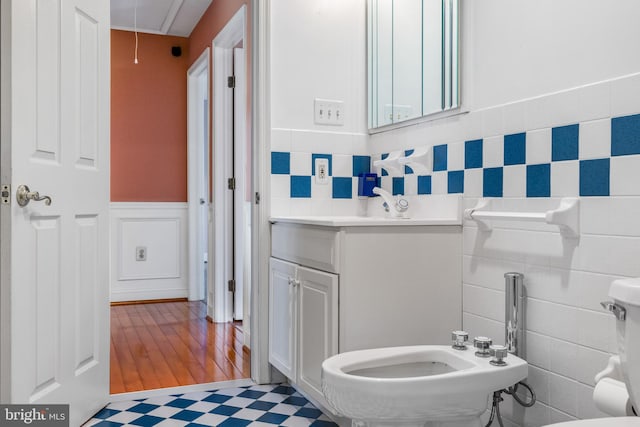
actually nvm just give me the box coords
[269,221,461,409]
[269,257,338,404]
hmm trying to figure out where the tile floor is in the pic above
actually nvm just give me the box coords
[84,384,338,427]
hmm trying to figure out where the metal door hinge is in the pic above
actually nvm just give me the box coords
[227,76,236,88]
[228,177,236,190]
[255,192,260,205]
[1,184,10,205]
[228,279,236,293]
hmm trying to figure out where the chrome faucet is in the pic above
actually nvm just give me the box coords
[372,187,409,218]
[504,272,525,357]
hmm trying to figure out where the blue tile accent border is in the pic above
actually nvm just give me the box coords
[332,177,353,199]
[465,139,483,169]
[290,176,311,198]
[612,113,640,156]
[504,133,526,166]
[448,171,464,194]
[271,152,290,175]
[392,177,405,195]
[552,124,579,162]
[580,158,610,196]
[526,164,551,197]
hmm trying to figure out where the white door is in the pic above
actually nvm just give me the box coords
[268,257,297,380]
[2,0,110,425]
[297,266,338,404]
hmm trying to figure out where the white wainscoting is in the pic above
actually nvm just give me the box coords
[110,202,188,302]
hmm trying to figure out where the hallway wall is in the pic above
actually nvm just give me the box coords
[111,30,189,202]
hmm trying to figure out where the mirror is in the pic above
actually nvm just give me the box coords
[368,0,459,130]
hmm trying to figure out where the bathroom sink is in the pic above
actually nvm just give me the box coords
[322,345,528,426]
[270,215,461,227]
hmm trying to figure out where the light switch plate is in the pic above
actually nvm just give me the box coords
[314,98,344,126]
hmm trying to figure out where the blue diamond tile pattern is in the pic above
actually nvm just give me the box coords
[83,384,338,427]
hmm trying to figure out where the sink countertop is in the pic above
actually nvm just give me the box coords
[269,215,462,227]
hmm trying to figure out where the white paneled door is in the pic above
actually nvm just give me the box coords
[2,0,110,425]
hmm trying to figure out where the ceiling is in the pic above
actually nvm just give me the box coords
[111,0,213,38]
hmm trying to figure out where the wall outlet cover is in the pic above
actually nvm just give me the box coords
[315,158,329,184]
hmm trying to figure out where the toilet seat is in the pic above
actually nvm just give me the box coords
[545,417,639,426]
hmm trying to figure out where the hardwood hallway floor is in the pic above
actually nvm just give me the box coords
[110,301,250,394]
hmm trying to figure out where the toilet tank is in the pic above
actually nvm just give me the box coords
[610,277,640,413]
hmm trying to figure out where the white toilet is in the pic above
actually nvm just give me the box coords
[545,277,640,426]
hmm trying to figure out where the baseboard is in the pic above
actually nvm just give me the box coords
[111,297,188,306]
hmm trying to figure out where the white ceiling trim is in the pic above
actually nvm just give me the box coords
[160,0,184,35]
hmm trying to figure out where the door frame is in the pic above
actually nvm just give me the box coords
[187,48,211,303]
[212,5,246,323]
[0,0,12,401]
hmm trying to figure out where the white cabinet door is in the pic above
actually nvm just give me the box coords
[269,258,297,379]
[297,266,338,403]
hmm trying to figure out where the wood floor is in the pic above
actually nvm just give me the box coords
[110,301,250,394]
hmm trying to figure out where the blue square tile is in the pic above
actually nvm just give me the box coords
[283,396,309,406]
[130,415,165,427]
[392,177,404,195]
[483,167,503,197]
[217,418,252,427]
[256,412,289,424]
[271,152,290,175]
[311,154,332,176]
[465,139,483,169]
[552,124,579,161]
[290,176,311,198]
[210,405,241,416]
[91,422,124,427]
[203,393,232,404]
[447,170,464,194]
[332,177,353,199]
[271,385,296,395]
[310,421,338,427]
[580,158,610,196]
[93,408,121,419]
[166,399,197,409]
[433,145,448,171]
[129,403,160,414]
[238,389,267,399]
[295,407,323,419]
[526,164,551,197]
[504,133,526,165]
[404,149,415,174]
[417,176,432,195]
[612,113,640,156]
[352,155,371,177]
[171,410,203,422]
[248,400,277,411]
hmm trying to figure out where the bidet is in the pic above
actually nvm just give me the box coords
[322,344,528,427]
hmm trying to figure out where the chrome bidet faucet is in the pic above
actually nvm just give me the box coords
[372,187,409,218]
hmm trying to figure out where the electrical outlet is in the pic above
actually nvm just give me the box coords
[136,246,147,261]
[314,98,344,126]
[315,158,329,184]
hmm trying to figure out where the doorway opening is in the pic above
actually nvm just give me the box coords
[108,5,253,395]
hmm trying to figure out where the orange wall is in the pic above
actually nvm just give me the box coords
[111,30,190,202]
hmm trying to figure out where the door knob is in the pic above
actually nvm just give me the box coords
[16,185,52,207]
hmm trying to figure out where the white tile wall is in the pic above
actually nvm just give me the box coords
[366,74,640,426]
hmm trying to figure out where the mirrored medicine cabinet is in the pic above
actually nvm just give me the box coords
[367,0,460,131]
